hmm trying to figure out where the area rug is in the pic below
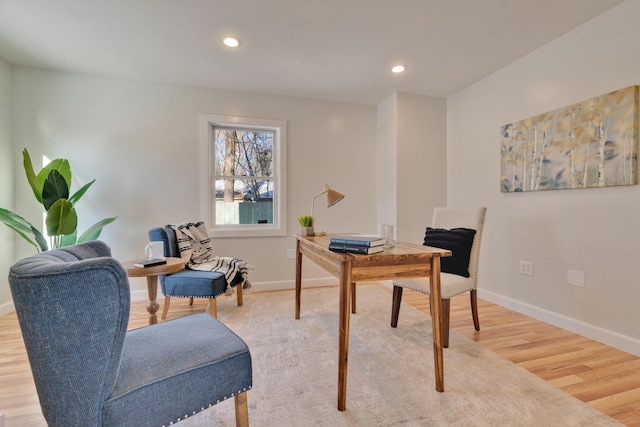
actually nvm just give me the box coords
[179,284,620,426]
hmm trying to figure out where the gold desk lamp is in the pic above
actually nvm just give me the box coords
[309,184,345,236]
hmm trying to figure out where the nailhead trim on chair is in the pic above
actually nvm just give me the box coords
[169,294,220,298]
[169,286,240,299]
[161,386,252,427]
[397,283,453,298]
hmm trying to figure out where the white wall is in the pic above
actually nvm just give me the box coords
[377,92,447,244]
[11,68,377,295]
[0,57,14,316]
[377,94,397,228]
[448,0,640,355]
[396,92,447,244]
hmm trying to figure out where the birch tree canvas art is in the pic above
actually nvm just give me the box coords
[500,85,638,192]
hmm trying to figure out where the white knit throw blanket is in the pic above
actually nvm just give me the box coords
[168,222,252,291]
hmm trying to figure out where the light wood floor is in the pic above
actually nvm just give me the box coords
[1,285,639,426]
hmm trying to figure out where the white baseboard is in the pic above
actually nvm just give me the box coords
[0,301,14,318]
[478,289,640,357]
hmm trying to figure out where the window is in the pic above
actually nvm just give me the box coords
[199,114,287,237]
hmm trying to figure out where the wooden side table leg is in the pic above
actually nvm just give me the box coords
[146,276,160,325]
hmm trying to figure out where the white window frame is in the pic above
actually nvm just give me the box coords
[199,114,287,238]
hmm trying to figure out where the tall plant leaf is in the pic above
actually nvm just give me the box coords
[23,149,43,204]
[69,179,95,204]
[60,230,78,247]
[42,170,70,211]
[0,208,48,252]
[38,158,71,189]
[31,225,49,252]
[45,199,77,236]
[77,217,118,243]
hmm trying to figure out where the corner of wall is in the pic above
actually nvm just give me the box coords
[376,93,398,226]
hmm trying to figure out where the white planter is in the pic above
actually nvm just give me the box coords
[300,227,315,237]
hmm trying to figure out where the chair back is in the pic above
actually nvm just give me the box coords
[149,226,180,257]
[432,207,487,288]
[8,241,130,426]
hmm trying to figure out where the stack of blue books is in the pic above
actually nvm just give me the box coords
[329,235,386,254]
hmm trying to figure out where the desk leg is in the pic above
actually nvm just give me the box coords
[338,260,352,411]
[295,240,302,320]
[429,256,444,392]
[146,275,160,325]
[350,282,356,314]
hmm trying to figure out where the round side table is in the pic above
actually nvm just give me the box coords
[122,257,185,325]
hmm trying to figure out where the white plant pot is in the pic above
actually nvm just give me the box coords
[301,226,315,237]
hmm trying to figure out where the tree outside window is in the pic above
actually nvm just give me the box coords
[214,127,274,225]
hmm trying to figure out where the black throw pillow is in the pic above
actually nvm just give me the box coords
[423,227,476,278]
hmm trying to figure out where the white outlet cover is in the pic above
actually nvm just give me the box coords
[519,261,533,276]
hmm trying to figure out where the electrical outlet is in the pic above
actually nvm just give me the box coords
[567,270,585,287]
[519,260,533,276]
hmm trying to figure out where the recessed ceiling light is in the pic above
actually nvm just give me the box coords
[391,65,406,73]
[223,37,240,48]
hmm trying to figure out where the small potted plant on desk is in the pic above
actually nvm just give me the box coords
[298,215,314,237]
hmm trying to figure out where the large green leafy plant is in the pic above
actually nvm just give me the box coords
[0,149,117,252]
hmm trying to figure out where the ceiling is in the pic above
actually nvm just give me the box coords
[0,0,623,106]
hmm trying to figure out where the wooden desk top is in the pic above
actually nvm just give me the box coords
[294,234,451,282]
[121,257,185,277]
[294,234,451,259]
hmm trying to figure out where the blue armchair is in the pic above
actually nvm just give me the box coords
[9,241,252,427]
[149,226,245,319]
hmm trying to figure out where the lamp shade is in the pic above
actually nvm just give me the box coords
[311,184,345,219]
[326,188,345,207]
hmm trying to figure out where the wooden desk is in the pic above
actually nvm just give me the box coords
[294,234,451,411]
[122,258,185,325]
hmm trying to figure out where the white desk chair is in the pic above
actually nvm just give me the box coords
[391,207,486,348]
